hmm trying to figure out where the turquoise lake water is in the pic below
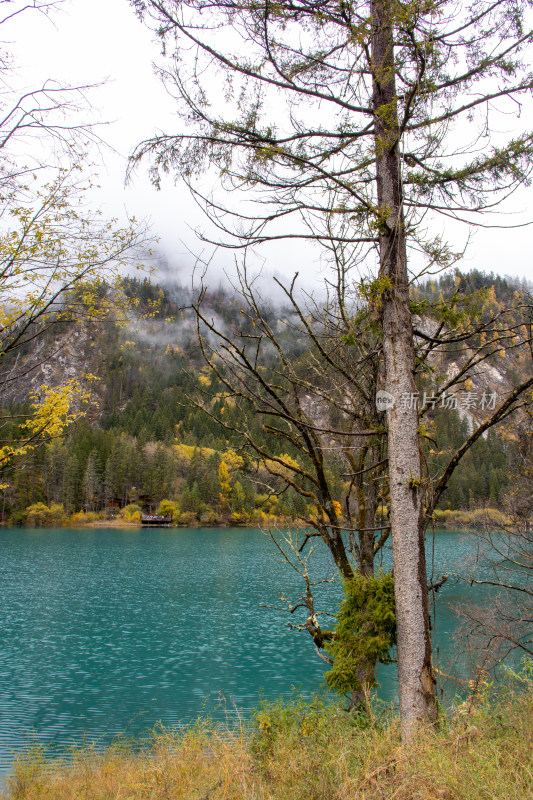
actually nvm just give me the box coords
[0,527,490,773]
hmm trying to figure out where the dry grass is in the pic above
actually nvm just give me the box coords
[3,689,533,800]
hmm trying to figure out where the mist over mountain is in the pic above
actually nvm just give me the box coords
[0,268,530,526]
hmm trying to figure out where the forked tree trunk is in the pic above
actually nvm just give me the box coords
[370,0,438,739]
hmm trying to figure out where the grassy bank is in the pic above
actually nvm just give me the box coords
[431,507,513,530]
[4,688,532,800]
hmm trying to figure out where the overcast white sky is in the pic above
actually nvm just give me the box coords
[6,0,533,289]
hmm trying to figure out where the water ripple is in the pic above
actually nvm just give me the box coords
[0,526,482,774]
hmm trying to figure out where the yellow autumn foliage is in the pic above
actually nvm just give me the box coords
[221,449,244,473]
[0,170,145,476]
[174,443,215,462]
[218,460,232,499]
[264,453,300,478]
[309,499,343,523]
[0,379,94,480]
[173,443,244,476]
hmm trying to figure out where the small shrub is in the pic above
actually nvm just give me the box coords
[70,511,98,526]
[25,502,65,527]
[230,511,250,525]
[119,504,142,521]
[199,508,218,525]
[157,499,179,522]
[7,746,46,798]
[176,511,197,526]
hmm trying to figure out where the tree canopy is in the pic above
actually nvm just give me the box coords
[130,0,533,738]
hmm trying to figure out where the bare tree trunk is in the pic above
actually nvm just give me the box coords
[350,455,378,709]
[371,0,438,739]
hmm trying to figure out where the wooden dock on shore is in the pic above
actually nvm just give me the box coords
[140,514,172,527]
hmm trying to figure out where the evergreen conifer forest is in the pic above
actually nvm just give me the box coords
[1,269,528,530]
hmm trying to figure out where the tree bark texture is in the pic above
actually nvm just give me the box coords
[370,0,438,739]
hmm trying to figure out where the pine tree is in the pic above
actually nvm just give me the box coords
[83,450,102,513]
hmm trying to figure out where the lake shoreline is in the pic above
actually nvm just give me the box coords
[3,687,532,800]
[0,526,505,777]
[1,505,513,532]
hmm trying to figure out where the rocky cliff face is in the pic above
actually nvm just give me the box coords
[0,274,529,437]
[0,316,104,416]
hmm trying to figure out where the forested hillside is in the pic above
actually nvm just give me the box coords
[0,269,529,526]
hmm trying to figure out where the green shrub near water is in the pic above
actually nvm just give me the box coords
[156,499,179,522]
[24,502,65,527]
[118,503,142,521]
[326,572,396,695]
